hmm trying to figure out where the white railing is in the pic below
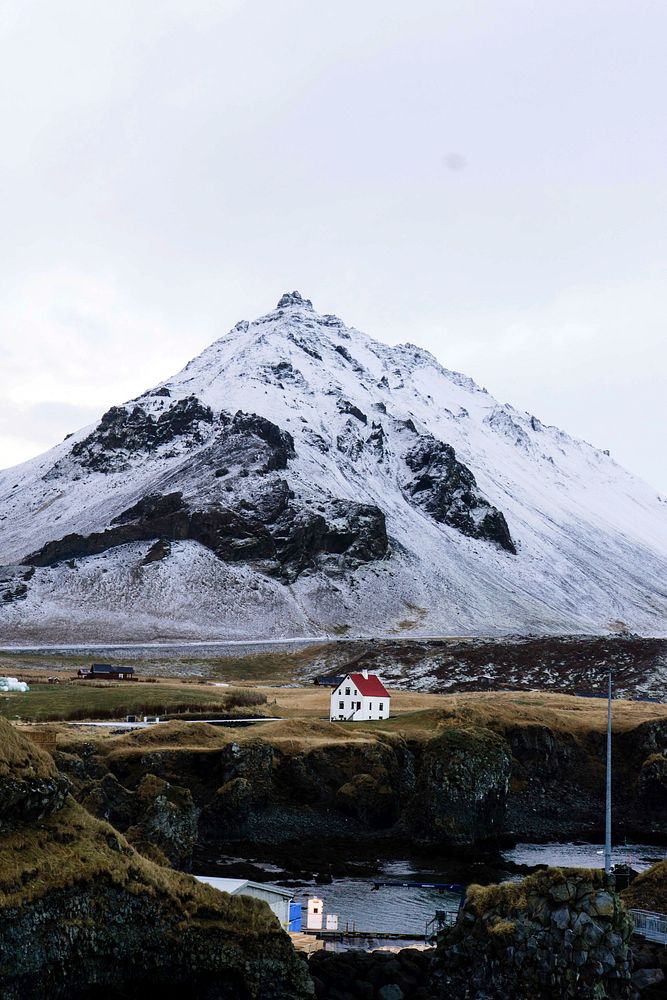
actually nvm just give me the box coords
[629,909,667,945]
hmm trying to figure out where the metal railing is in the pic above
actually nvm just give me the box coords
[425,909,459,943]
[628,909,667,945]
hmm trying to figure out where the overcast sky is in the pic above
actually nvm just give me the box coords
[1,0,666,492]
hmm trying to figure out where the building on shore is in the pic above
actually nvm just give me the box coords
[195,876,295,930]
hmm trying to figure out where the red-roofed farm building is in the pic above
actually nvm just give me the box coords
[330,670,390,722]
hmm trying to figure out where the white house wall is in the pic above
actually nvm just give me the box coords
[330,678,390,721]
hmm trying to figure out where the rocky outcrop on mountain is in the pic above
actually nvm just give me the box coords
[22,396,390,581]
[55,395,215,474]
[23,486,388,581]
[0,720,312,1000]
[401,431,516,553]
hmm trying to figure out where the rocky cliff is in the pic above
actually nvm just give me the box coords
[56,719,512,855]
[433,868,635,999]
[0,720,312,1000]
[53,705,667,859]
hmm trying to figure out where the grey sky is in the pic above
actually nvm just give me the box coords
[1,0,665,492]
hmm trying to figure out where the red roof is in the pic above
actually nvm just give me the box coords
[347,672,389,698]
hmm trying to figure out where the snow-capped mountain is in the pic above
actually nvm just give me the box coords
[1,290,666,642]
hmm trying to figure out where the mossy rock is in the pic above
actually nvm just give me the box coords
[0,721,69,831]
[0,724,312,1000]
[335,772,397,828]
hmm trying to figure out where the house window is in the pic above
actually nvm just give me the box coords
[339,701,344,709]
[379,702,384,710]
[345,687,350,695]
[353,689,358,696]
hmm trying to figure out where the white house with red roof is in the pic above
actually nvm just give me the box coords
[329,670,390,722]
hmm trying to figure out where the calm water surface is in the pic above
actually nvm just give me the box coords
[266,843,666,942]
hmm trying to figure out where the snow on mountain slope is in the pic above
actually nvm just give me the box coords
[1,290,666,642]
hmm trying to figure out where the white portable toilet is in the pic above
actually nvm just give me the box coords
[306,897,323,930]
[325,914,339,931]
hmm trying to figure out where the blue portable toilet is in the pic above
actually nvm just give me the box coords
[289,901,302,932]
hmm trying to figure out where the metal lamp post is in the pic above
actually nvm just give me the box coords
[604,667,613,876]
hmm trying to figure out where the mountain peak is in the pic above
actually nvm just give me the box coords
[1,291,666,642]
[276,290,314,311]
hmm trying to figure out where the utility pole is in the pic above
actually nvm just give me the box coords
[604,667,613,876]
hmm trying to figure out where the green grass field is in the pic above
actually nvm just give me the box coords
[0,681,267,722]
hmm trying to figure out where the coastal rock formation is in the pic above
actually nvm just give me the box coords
[52,694,667,857]
[309,870,645,1000]
[405,727,511,844]
[309,947,435,1000]
[0,720,312,1000]
[433,868,635,999]
[58,720,512,852]
[0,722,69,832]
[78,769,199,868]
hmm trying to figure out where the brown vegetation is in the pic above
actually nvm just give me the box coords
[621,861,667,914]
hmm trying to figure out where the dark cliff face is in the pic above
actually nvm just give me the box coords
[55,707,667,865]
[401,432,516,553]
[58,722,513,853]
[503,716,667,842]
[406,728,511,843]
[60,396,216,474]
[24,486,388,582]
[26,402,389,581]
[0,720,312,1000]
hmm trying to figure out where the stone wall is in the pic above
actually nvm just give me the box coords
[433,868,634,999]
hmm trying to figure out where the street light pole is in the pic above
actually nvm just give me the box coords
[604,667,613,876]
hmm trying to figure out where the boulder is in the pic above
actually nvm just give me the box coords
[433,867,634,999]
